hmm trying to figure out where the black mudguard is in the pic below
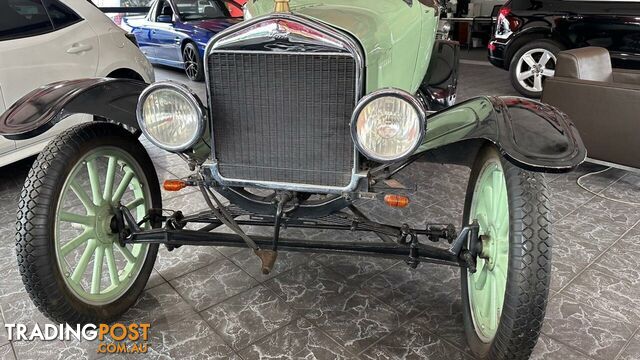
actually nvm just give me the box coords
[0,78,146,140]
[417,96,586,172]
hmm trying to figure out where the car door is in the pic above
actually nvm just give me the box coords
[151,0,181,63]
[0,0,99,149]
[125,4,157,59]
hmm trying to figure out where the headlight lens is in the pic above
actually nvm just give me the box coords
[136,82,204,152]
[351,89,426,162]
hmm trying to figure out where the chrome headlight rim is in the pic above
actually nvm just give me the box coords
[136,81,206,153]
[350,88,427,163]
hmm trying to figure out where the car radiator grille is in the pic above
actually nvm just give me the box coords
[208,52,357,188]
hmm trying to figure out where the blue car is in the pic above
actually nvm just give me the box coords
[123,0,242,81]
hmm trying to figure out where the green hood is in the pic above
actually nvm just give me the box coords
[245,0,439,94]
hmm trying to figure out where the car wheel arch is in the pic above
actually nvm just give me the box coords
[106,68,145,82]
[504,30,568,69]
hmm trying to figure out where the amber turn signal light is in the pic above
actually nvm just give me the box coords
[384,194,410,208]
[163,180,187,192]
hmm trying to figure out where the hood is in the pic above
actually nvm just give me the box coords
[185,17,243,32]
[245,0,439,94]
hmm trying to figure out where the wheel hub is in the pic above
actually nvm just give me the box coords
[94,205,117,244]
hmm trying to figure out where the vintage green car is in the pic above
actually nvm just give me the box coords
[0,0,585,358]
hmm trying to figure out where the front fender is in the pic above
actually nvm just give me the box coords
[0,78,147,140]
[416,96,586,172]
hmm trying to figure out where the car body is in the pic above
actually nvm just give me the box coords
[122,0,242,80]
[0,0,154,167]
[488,0,640,97]
[0,0,586,359]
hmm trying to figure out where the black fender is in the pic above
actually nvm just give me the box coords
[0,78,147,140]
[416,96,586,173]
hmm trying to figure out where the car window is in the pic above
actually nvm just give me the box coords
[0,0,53,41]
[44,0,82,29]
[175,0,229,20]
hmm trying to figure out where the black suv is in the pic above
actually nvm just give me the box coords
[488,0,640,97]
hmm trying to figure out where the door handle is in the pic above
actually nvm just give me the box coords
[66,43,93,54]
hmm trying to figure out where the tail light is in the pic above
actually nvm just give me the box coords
[495,6,521,39]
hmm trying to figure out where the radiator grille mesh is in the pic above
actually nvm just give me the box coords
[208,52,357,187]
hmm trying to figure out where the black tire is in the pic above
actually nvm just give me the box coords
[509,39,563,98]
[183,42,204,82]
[15,122,161,324]
[461,145,551,359]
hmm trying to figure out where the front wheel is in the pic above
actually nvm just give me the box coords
[461,145,551,360]
[16,122,161,324]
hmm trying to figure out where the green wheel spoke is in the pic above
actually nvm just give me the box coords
[125,197,145,211]
[103,156,118,202]
[91,245,105,294]
[116,244,137,264]
[59,212,93,226]
[70,180,95,212]
[475,263,489,291]
[112,170,135,204]
[86,159,103,206]
[60,229,93,257]
[105,245,120,287]
[71,240,97,284]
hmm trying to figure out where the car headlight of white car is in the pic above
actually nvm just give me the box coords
[136,81,205,152]
[351,89,427,162]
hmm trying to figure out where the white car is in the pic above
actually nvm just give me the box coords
[0,0,155,167]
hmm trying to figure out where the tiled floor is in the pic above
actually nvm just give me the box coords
[1,63,639,360]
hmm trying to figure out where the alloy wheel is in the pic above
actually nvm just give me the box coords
[515,48,556,93]
[54,147,151,305]
[467,159,509,343]
[183,46,199,80]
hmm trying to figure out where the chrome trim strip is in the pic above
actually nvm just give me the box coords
[203,13,366,194]
[136,81,206,153]
[209,50,352,57]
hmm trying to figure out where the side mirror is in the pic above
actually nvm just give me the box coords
[156,15,173,23]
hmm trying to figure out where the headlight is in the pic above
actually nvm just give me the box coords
[136,81,205,152]
[351,89,426,162]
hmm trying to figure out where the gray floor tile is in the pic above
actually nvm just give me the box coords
[305,288,405,354]
[412,295,469,353]
[144,269,166,290]
[315,253,399,286]
[154,245,225,281]
[120,283,195,326]
[551,229,605,291]
[360,321,470,360]
[530,335,591,360]
[362,262,460,318]
[1,294,55,328]
[170,258,259,311]
[135,314,238,360]
[542,294,635,359]
[264,261,350,311]
[590,233,640,286]
[617,331,640,360]
[226,249,308,282]
[238,317,352,359]
[12,338,66,360]
[0,316,7,348]
[200,285,294,351]
[0,345,14,360]
[561,268,640,324]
